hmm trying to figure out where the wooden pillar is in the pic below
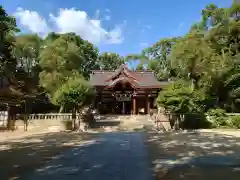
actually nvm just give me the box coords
[145,92,150,114]
[133,98,136,114]
[147,98,150,114]
[98,90,102,113]
[122,101,125,114]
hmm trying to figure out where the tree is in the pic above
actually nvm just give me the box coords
[14,34,42,76]
[52,76,95,110]
[157,80,209,129]
[126,38,179,80]
[154,3,240,129]
[161,3,240,114]
[0,6,22,130]
[228,3,240,21]
[14,34,43,94]
[98,52,124,70]
[169,31,213,89]
[39,33,99,95]
[0,6,19,77]
[52,76,95,129]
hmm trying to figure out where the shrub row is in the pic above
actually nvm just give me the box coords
[206,109,240,129]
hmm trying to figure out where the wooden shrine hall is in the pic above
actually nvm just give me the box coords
[90,65,168,115]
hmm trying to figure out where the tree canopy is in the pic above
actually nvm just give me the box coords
[52,77,95,111]
[0,3,239,118]
[126,3,240,114]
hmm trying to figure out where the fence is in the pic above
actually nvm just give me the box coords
[26,113,80,120]
[1,113,81,130]
[0,111,8,127]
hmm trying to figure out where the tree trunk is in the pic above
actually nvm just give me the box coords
[180,114,185,129]
[7,105,15,130]
[59,105,64,113]
[191,79,195,90]
[174,115,181,130]
[24,113,29,131]
[72,106,76,130]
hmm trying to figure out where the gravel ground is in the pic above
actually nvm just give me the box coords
[1,116,240,180]
[0,132,95,180]
[146,129,240,180]
[0,131,153,180]
[22,132,153,180]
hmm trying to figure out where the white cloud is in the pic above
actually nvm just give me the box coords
[139,42,148,47]
[105,9,110,13]
[14,7,50,34]
[14,7,124,45]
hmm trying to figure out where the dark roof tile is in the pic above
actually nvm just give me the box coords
[90,65,169,88]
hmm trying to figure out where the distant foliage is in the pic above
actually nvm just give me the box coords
[206,108,227,117]
[157,80,211,129]
[206,108,228,128]
[52,77,95,110]
[228,116,240,129]
[206,108,240,129]
[157,80,208,114]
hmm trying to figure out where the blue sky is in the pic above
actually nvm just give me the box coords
[1,0,232,57]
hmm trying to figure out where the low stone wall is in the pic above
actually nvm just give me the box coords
[15,119,69,132]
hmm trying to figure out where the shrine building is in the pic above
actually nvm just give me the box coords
[90,64,169,115]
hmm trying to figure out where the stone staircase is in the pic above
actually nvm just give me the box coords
[95,114,172,131]
[150,112,172,131]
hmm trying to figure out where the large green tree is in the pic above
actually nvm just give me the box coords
[39,33,99,95]
[157,2,240,126]
[52,76,95,129]
[0,6,19,77]
[14,34,43,94]
[52,76,95,111]
[14,34,42,76]
[126,38,179,80]
[98,52,124,70]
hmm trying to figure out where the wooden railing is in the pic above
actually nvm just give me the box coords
[2,112,240,122]
[21,113,82,120]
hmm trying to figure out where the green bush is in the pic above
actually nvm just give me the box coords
[206,108,227,117]
[157,80,210,129]
[52,77,95,110]
[206,108,228,128]
[228,116,240,129]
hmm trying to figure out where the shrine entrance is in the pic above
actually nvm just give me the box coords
[113,91,132,115]
[91,64,165,115]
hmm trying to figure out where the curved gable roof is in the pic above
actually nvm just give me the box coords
[90,65,168,88]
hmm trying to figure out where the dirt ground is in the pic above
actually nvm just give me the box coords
[0,131,96,180]
[146,129,240,180]
[1,119,240,180]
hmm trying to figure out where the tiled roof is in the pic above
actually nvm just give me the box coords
[89,65,169,88]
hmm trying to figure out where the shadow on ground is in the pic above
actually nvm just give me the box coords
[0,131,153,180]
[0,132,96,180]
[147,130,240,180]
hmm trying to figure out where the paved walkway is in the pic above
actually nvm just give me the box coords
[22,132,153,180]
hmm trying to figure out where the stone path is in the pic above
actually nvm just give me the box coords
[22,132,153,180]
